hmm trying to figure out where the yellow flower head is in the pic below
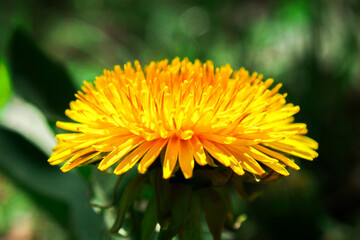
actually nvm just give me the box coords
[49,58,318,179]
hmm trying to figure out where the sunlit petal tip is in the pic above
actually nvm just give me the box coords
[162,171,172,179]
[60,164,71,172]
[98,165,107,171]
[48,159,63,165]
[113,170,122,175]
[137,165,147,174]
[55,121,63,128]
[183,172,193,179]
[282,170,290,176]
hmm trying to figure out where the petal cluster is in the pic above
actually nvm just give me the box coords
[49,58,318,179]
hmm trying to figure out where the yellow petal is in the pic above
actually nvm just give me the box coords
[49,146,79,163]
[114,140,156,175]
[252,145,300,170]
[200,134,259,145]
[92,135,138,152]
[204,151,218,167]
[138,139,168,174]
[200,139,232,167]
[190,136,207,166]
[290,135,319,150]
[163,136,180,179]
[238,146,279,164]
[179,140,194,179]
[61,150,100,172]
[98,137,144,170]
[263,162,289,176]
[230,163,245,175]
[56,133,88,142]
[263,140,318,160]
[225,145,265,175]
[242,146,289,176]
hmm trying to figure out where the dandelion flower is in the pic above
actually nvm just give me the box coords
[49,58,318,179]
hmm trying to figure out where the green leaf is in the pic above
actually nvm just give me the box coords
[77,165,92,181]
[178,196,203,240]
[149,168,172,228]
[0,127,105,240]
[197,187,228,240]
[214,187,234,230]
[0,60,12,110]
[158,183,192,240]
[141,199,158,240]
[8,29,76,120]
[232,177,250,200]
[110,174,147,233]
[90,166,139,212]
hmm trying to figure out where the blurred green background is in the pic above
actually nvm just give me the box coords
[0,0,360,239]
